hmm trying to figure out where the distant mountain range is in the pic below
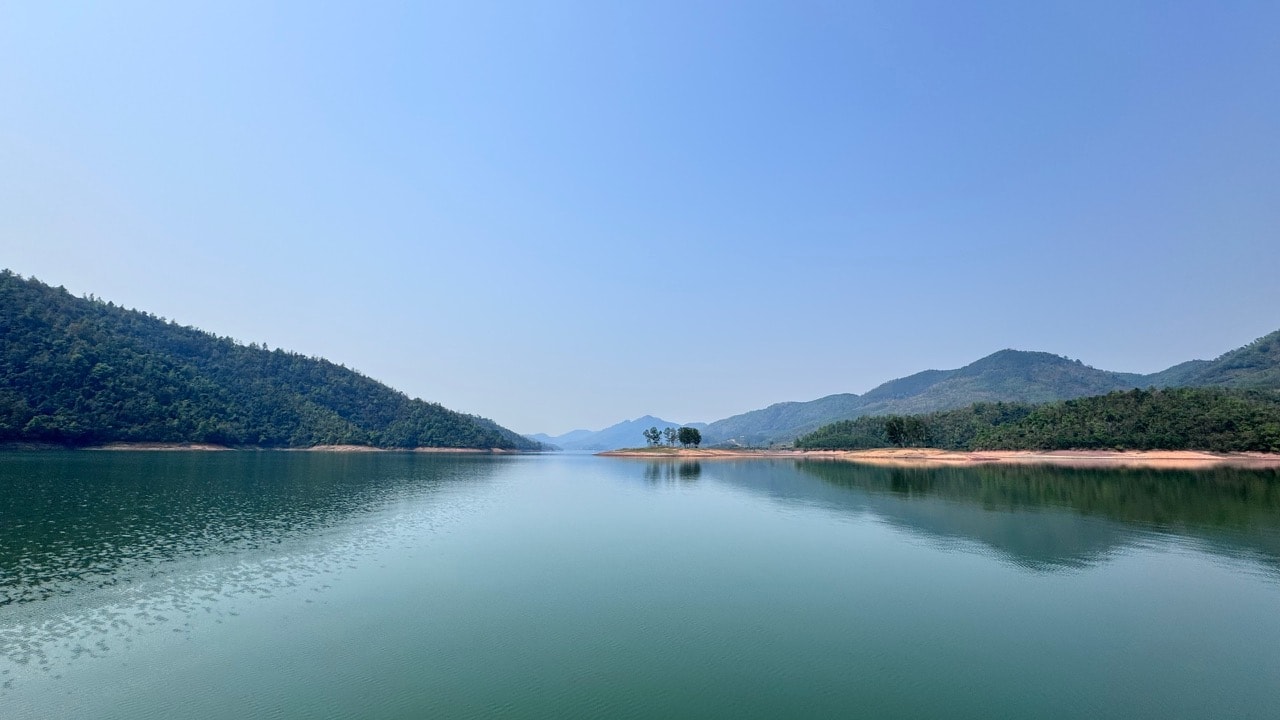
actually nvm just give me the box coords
[528,415,707,452]
[0,271,541,450]
[541,329,1280,450]
[700,331,1280,446]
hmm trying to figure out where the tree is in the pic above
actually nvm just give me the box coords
[663,427,677,446]
[677,426,702,448]
[884,416,927,447]
[642,426,661,446]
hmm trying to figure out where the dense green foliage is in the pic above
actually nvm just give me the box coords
[0,271,539,450]
[795,403,1035,450]
[974,387,1280,452]
[796,388,1280,453]
[641,425,701,448]
[677,426,702,447]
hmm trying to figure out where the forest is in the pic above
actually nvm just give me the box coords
[795,387,1280,453]
[0,271,540,450]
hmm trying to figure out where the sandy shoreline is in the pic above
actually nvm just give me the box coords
[8,443,1277,468]
[46,442,529,453]
[84,442,234,451]
[292,445,524,454]
[596,447,1280,469]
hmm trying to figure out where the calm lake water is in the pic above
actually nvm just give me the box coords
[2,452,1280,719]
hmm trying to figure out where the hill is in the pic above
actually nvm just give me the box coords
[533,415,705,452]
[0,271,540,450]
[1162,330,1280,389]
[697,394,863,448]
[702,333,1280,447]
[702,350,1152,446]
[795,388,1280,454]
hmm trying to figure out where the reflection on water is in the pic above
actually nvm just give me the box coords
[776,460,1280,572]
[3,454,1280,719]
[628,458,1280,574]
[643,461,702,484]
[0,452,500,606]
[0,452,503,675]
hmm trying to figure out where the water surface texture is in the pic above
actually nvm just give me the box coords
[2,452,1279,719]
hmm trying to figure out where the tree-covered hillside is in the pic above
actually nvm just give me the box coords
[704,350,1155,446]
[856,350,1146,415]
[0,271,540,450]
[1162,330,1280,389]
[706,333,1280,448]
[795,388,1280,453]
[794,402,1036,451]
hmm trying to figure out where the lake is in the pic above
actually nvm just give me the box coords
[2,451,1279,719]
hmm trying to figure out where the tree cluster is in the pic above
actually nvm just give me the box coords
[642,425,702,448]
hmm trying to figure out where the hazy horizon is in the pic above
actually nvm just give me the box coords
[4,2,1278,436]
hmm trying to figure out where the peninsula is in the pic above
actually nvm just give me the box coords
[597,446,1280,469]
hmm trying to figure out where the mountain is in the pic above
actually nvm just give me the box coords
[523,433,561,449]
[1142,360,1211,387]
[701,333,1280,447]
[696,394,863,448]
[1160,330,1280,389]
[535,415,706,452]
[701,350,1150,446]
[795,387,1280,453]
[0,271,540,450]
[854,350,1146,415]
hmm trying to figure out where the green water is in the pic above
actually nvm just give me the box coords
[2,452,1279,719]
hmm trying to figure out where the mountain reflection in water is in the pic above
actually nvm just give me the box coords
[666,459,1280,574]
[0,451,502,607]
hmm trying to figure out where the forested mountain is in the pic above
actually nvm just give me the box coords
[974,387,1280,452]
[795,388,1280,453]
[0,271,540,450]
[703,350,1153,446]
[1161,330,1280,389]
[856,350,1148,414]
[704,333,1280,447]
[794,402,1036,451]
[533,415,706,451]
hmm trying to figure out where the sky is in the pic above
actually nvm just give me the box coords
[2,1,1278,436]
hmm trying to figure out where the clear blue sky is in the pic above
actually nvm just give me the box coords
[3,2,1278,435]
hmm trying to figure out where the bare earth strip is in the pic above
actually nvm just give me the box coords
[78,443,524,453]
[597,447,1280,469]
[296,445,522,454]
[86,442,234,451]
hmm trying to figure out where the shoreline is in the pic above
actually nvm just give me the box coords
[0,442,534,454]
[596,447,1280,469]
[6,443,1277,468]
